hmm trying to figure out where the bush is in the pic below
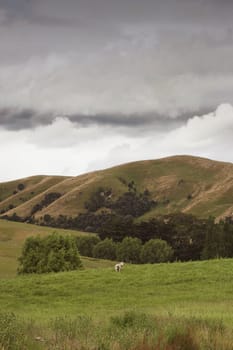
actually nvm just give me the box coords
[76,235,100,257]
[93,238,117,260]
[140,239,174,263]
[18,232,82,274]
[116,237,142,263]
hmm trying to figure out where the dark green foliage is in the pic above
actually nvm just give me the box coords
[17,183,25,191]
[31,192,62,215]
[116,237,142,263]
[163,213,207,261]
[85,186,155,217]
[85,187,112,212]
[76,235,101,257]
[201,219,233,259]
[140,239,174,263]
[128,180,136,192]
[44,214,52,223]
[93,238,117,260]
[18,232,82,274]
[109,191,156,217]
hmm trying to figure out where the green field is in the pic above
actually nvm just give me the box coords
[1,259,233,349]
[1,258,233,322]
[2,219,233,348]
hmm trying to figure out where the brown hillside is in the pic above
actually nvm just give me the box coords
[1,155,233,221]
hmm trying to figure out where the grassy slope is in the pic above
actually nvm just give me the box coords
[1,155,233,221]
[0,219,111,278]
[1,259,233,325]
[0,175,68,214]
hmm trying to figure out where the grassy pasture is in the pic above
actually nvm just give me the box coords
[1,259,233,348]
[1,217,233,348]
[1,259,233,323]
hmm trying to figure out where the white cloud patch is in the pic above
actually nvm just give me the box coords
[0,104,233,181]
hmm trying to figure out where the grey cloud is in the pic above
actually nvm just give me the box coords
[0,0,233,133]
[0,108,53,130]
[0,106,212,134]
[1,0,233,28]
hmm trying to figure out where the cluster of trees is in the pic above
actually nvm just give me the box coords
[84,187,112,212]
[16,215,233,275]
[84,186,156,217]
[5,209,233,262]
[31,192,62,215]
[18,233,82,274]
[3,181,233,263]
[109,191,156,217]
[76,235,173,263]
[71,213,233,261]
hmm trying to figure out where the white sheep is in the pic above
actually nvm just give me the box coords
[115,262,124,272]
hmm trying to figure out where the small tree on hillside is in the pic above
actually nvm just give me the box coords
[17,183,25,191]
[140,239,173,263]
[18,233,82,274]
[116,237,142,263]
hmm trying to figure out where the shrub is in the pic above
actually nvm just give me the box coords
[18,232,82,274]
[140,239,174,263]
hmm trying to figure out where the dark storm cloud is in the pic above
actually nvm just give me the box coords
[0,108,168,130]
[0,108,52,130]
[1,0,233,22]
[0,0,80,27]
[1,0,233,130]
[0,106,212,133]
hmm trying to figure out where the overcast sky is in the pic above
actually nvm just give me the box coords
[1,0,233,181]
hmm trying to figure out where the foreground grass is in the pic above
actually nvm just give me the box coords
[1,259,233,349]
[1,310,232,350]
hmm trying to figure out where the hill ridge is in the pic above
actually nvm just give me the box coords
[1,155,233,222]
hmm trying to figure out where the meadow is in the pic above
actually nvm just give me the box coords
[1,259,233,349]
[1,219,233,349]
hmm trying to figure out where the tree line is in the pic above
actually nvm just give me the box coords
[76,235,173,263]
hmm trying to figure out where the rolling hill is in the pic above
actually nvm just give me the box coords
[1,155,233,224]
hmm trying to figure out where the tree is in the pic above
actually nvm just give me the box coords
[116,237,142,263]
[92,238,117,260]
[140,239,173,263]
[17,183,25,191]
[76,235,100,257]
[18,232,82,274]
